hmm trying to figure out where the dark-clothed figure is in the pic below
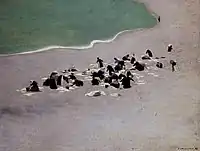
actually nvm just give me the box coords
[97,70,105,80]
[43,78,50,86]
[114,59,125,72]
[50,71,58,79]
[126,70,134,79]
[111,73,119,81]
[146,49,153,57]
[114,57,120,64]
[122,54,130,61]
[49,78,57,89]
[69,73,76,80]
[73,79,84,87]
[63,76,69,83]
[110,80,120,88]
[156,62,163,68]
[121,76,134,89]
[114,64,123,72]
[68,66,78,72]
[158,16,160,22]
[130,56,136,64]
[26,80,40,92]
[168,44,173,52]
[119,73,126,80]
[104,76,112,84]
[118,60,125,67]
[107,65,115,75]
[91,77,100,85]
[142,55,151,60]
[57,75,62,86]
[96,57,104,68]
[133,62,146,71]
[170,60,176,72]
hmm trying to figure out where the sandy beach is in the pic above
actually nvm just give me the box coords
[0,0,200,150]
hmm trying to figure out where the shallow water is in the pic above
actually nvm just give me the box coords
[0,0,157,54]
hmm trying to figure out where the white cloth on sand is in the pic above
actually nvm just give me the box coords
[85,90,106,97]
[110,93,121,97]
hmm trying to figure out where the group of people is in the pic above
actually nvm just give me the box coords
[25,44,176,93]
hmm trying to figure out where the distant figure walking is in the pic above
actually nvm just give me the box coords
[96,57,104,68]
[158,16,160,22]
[168,44,173,52]
[170,60,177,72]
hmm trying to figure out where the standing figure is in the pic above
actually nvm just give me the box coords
[96,57,104,68]
[158,16,160,22]
[168,44,173,52]
[121,76,134,89]
[170,60,177,72]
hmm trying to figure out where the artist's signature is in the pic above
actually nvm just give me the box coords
[177,147,198,151]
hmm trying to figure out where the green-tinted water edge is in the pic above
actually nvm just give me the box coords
[0,0,157,54]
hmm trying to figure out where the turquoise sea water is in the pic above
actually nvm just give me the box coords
[0,0,157,54]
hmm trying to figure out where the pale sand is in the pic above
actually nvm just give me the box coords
[0,0,200,150]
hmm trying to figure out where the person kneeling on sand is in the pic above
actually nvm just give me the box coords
[91,77,100,85]
[146,49,153,57]
[122,54,130,61]
[141,55,151,60]
[49,78,57,89]
[69,73,77,80]
[26,80,40,92]
[126,70,134,78]
[73,79,84,87]
[156,62,163,68]
[110,79,120,89]
[132,62,146,71]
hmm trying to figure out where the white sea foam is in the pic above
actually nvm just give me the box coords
[0,28,148,57]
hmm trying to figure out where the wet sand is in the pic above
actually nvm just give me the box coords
[0,0,200,150]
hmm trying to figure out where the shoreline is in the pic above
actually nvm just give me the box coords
[0,28,153,57]
[0,0,158,57]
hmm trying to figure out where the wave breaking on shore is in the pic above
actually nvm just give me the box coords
[0,27,154,57]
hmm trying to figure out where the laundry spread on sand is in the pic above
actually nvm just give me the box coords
[17,45,177,97]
